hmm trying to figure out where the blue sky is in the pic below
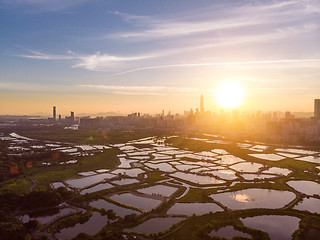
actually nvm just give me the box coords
[1,0,320,115]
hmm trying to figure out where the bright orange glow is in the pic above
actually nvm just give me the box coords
[216,81,245,109]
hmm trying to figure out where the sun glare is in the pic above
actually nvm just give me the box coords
[216,81,245,109]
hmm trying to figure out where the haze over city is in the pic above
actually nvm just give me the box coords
[1,0,320,115]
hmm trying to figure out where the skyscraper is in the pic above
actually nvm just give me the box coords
[314,99,320,119]
[200,94,204,113]
[53,106,56,121]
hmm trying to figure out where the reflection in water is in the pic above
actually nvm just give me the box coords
[287,180,320,195]
[233,193,250,203]
[294,197,320,214]
[55,212,110,240]
[137,184,178,197]
[89,199,140,217]
[167,202,222,216]
[211,189,295,209]
[110,193,162,211]
[241,215,300,240]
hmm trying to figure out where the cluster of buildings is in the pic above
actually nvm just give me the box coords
[79,95,210,131]
[50,106,75,123]
[78,97,320,145]
[2,97,320,145]
[263,99,320,144]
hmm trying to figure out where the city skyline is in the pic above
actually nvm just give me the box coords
[1,0,320,115]
[20,96,320,119]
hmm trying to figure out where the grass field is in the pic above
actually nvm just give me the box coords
[11,127,165,144]
[1,148,120,193]
[0,177,34,195]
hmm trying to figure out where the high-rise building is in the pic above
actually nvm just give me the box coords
[200,94,204,113]
[71,111,74,120]
[315,99,320,119]
[272,112,278,120]
[285,111,291,119]
[53,106,56,121]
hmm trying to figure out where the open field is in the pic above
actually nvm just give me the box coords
[0,131,319,240]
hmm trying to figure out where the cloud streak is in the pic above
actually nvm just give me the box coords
[16,50,157,72]
[0,0,89,12]
[106,0,318,41]
[112,59,320,76]
[12,0,320,74]
[78,84,205,96]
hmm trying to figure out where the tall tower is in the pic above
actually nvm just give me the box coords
[200,94,204,113]
[315,99,320,119]
[53,106,56,121]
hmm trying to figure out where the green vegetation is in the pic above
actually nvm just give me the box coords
[0,187,75,240]
[166,137,215,152]
[22,190,62,210]
[11,126,164,144]
[49,211,93,232]
[0,178,34,195]
[160,209,317,240]
[145,170,168,183]
[1,131,319,240]
[178,188,213,203]
[25,149,120,190]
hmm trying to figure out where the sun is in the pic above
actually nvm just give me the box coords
[216,81,245,109]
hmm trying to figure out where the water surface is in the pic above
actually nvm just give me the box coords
[89,199,140,217]
[137,184,178,197]
[241,215,300,240]
[111,168,144,177]
[171,172,225,185]
[66,173,115,189]
[211,189,295,209]
[294,197,320,214]
[249,153,284,161]
[111,178,139,185]
[51,182,65,188]
[21,208,78,224]
[215,155,244,165]
[167,202,222,216]
[81,183,114,194]
[296,156,320,164]
[55,212,109,239]
[110,193,162,211]
[263,167,291,175]
[230,162,264,173]
[287,180,320,195]
[145,162,176,172]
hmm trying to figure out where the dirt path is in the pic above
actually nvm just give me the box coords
[29,177,37,192]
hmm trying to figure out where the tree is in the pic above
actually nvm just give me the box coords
[23,219,38,233]
[22,190,62,209]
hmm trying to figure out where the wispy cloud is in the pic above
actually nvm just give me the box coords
[15,50,157,72]
[112,59,320,76]
[0,0,89,12]
[78,84,205,96]
[106,0,318,41]
[17,50,75,60]
[12,0,320,74]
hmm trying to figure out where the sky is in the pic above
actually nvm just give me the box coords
[1,0,320,116]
